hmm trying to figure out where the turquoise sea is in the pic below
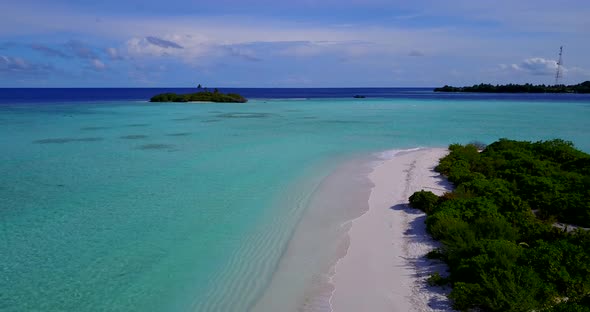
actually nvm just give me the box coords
[1,91,590,311]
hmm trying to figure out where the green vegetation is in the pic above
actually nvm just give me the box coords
[409,139,590,311]
[435,81,590,93]
[150,89,247,103]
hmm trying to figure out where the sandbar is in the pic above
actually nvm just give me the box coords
[330,148,453,312]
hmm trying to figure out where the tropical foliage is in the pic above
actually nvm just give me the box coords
[435,81,590,93]
[409,139,590,311]
[150,89,247,103]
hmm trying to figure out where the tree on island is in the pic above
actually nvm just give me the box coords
[434,81,590,93]
[149,89,247,103]
[197,84,202,89]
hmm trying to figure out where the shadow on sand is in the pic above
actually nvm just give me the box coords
[391,202,453,310]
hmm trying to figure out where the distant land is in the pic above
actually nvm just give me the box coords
[435,81,590,93]
[150,89,247,103]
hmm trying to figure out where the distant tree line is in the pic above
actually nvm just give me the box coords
[435,81,590,93]
[150,89,247,103]
[409,139,590,311]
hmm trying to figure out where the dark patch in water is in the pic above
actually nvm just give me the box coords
[321,120,364,124]
[126,123,149,127]
[33,137,104,144]
[77,137,103,142]
[202,119,221,123]
[285,109,303,112]
[171,116,200,121]
[137,143,175,150]
[35,138,73,144]
[120,135,148,140]
[166,132,191,136]
[81,126,109,131]
[216,112,276,119]
[208,111,223,113]
[301,116,317,119]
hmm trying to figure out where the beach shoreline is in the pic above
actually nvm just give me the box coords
[251,148,454,312]
[329,148,453,312]
[251,154,376,312]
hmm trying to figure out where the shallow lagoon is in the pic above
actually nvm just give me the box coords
[1,96,590,311]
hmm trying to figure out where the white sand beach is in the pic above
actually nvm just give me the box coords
[330,148,454,312]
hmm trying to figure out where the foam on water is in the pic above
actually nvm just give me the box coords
[376,147,424,160]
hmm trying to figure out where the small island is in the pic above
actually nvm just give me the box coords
[150,87,247,103]
[434,81,590,93]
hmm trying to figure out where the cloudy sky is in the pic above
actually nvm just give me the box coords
[1,0,589,87]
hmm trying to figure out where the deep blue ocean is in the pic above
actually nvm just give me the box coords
[1,88,590,311]
[2,87,590,103]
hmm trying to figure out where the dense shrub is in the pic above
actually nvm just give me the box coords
[150,91,247,103]
[409,190,439,213]
[409,139,590,311]
[427,272,449,286]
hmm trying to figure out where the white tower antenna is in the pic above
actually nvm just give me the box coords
[555,46,563,85]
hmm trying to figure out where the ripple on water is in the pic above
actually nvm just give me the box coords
[120,135,148,140]
[216,112,276,119]
[126,123,150,127]
[202,119,221,123]
[80,126,110,131]
[136,143,176,150]
[33,137,104,144]
[166,133,191,136]
[171,116,198,121]
[320,120,365,124]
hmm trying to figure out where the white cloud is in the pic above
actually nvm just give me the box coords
[508,57,560,76]
[91,59,106,71]
[4,1,585,75]
[106,47,123,60]
[0,2,497,54]
[2,0,589,86]
[0,55,53,74]
[145,36,183,49]
[125,35,212,61]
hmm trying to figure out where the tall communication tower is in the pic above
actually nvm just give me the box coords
[555,46,563,85]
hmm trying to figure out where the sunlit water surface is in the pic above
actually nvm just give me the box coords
[1,96,590,311]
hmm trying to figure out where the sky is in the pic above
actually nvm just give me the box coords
[1,0,589,87]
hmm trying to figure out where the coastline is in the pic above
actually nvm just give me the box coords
[252,154,376,312]
[330,148,453,312]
